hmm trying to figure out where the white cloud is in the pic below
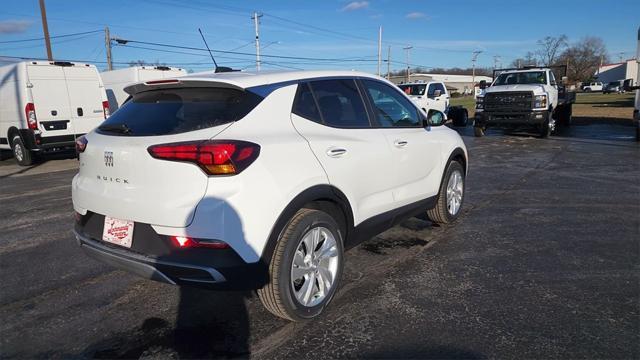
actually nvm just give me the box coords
[405,12,427,20]
[341,1,369,12]
[0,20,32,34]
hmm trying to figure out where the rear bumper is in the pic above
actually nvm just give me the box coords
[20,130,84,151]
[475,110,548,129]
[74,213,269,290]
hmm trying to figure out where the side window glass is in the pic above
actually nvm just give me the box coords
[427,84,436,97]
[362,79,420,128]
[309,79,370,128]
[292,83,322,123]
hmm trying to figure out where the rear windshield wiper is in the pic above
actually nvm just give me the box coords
[99,123,133,135]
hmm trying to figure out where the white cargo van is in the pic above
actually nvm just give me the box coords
[101,66,187,113]
[0,61,109,165]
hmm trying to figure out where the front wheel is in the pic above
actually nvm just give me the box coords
[258,209,344,321]
[427,160,465,224]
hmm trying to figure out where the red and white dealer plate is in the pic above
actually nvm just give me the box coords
[102,216,134,248]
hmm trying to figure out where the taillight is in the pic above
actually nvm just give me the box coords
[148,140,260,175]
[75,135,88,153]
[25,103,37,130]
[102,101,110,119]
[170,236,230,249]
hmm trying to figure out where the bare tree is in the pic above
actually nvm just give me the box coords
[558,36,608,82]
[536,35,568,66]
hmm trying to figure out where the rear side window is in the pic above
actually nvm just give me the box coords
[309,79,370,128]
[292,83,321,123]
[98,87,263,136]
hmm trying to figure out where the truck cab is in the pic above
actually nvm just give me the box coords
[397,81,449,113]
[474,66,574,138]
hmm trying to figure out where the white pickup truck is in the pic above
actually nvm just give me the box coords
[474,66,575,138]
[397,80,469,126]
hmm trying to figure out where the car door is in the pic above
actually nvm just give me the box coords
[360,79,442,207]
[290,79,396,224]
[427,82,447,113]
[63,66,106,135]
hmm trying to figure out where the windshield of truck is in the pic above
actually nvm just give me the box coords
[494,71,547,86]
[397,84,426,96]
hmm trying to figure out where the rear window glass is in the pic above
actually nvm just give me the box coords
[292,83,322,123]
[98,87,263,136]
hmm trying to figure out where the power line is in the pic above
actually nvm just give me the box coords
[0,29,102,44]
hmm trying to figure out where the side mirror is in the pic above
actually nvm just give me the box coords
[433,89,442,97]
[479,80,487,89]
[426,110,446,127]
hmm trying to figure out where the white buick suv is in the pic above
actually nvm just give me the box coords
[72,70,468,321]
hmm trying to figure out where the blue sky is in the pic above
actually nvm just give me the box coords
[0,0,638,73]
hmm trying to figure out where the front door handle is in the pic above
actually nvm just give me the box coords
[326,147,347,157]
[394,140,408,147]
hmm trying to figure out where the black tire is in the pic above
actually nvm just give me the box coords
[452,109,468,127]
[539,111,553,138]
[556,106,572,127]
[11,136,33,166]
[427,160,465,224]
[257,208,344,321]
[474,126,485,137]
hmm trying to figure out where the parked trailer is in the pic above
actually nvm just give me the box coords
[0,61,109,165]
[101,66,187,113]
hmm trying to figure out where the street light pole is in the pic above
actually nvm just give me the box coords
[472,50,482,88]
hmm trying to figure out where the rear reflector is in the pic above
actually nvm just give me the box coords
[170,236,230,249]
[148,140,260,175]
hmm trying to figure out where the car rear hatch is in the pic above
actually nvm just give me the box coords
[73,81,264,227]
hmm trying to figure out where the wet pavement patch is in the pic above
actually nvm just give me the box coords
[361,236,428,255]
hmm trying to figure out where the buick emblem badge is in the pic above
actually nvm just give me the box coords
[104,151,114,167]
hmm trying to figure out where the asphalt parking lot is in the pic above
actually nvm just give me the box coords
[1,121,638,359]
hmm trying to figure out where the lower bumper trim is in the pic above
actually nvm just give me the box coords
[75,230,226,285]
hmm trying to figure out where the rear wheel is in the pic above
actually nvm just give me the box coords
[427,160,465,224]
[258,208,344,321]
[11,136,33,166]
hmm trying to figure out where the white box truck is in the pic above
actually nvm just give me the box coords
[101,66,187,112]
[0,61,109,165]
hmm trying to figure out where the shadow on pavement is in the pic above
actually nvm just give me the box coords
[82,290,252,359]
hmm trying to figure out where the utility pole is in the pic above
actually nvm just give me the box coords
[517,59,522,69]
[377,26,382,76]
[403,45,412,83]
[471,50,482,87]
[598,54,604,75]
[493,55,501,70]
[38,0,53,61]
[105,27,113,71]
[252,12,263,71]
[386,45,391,80]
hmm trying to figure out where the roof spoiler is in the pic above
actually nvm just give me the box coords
[124,79,243,95]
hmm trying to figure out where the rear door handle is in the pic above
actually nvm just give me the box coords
[394,140,408,147]
[326,147,347,157]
